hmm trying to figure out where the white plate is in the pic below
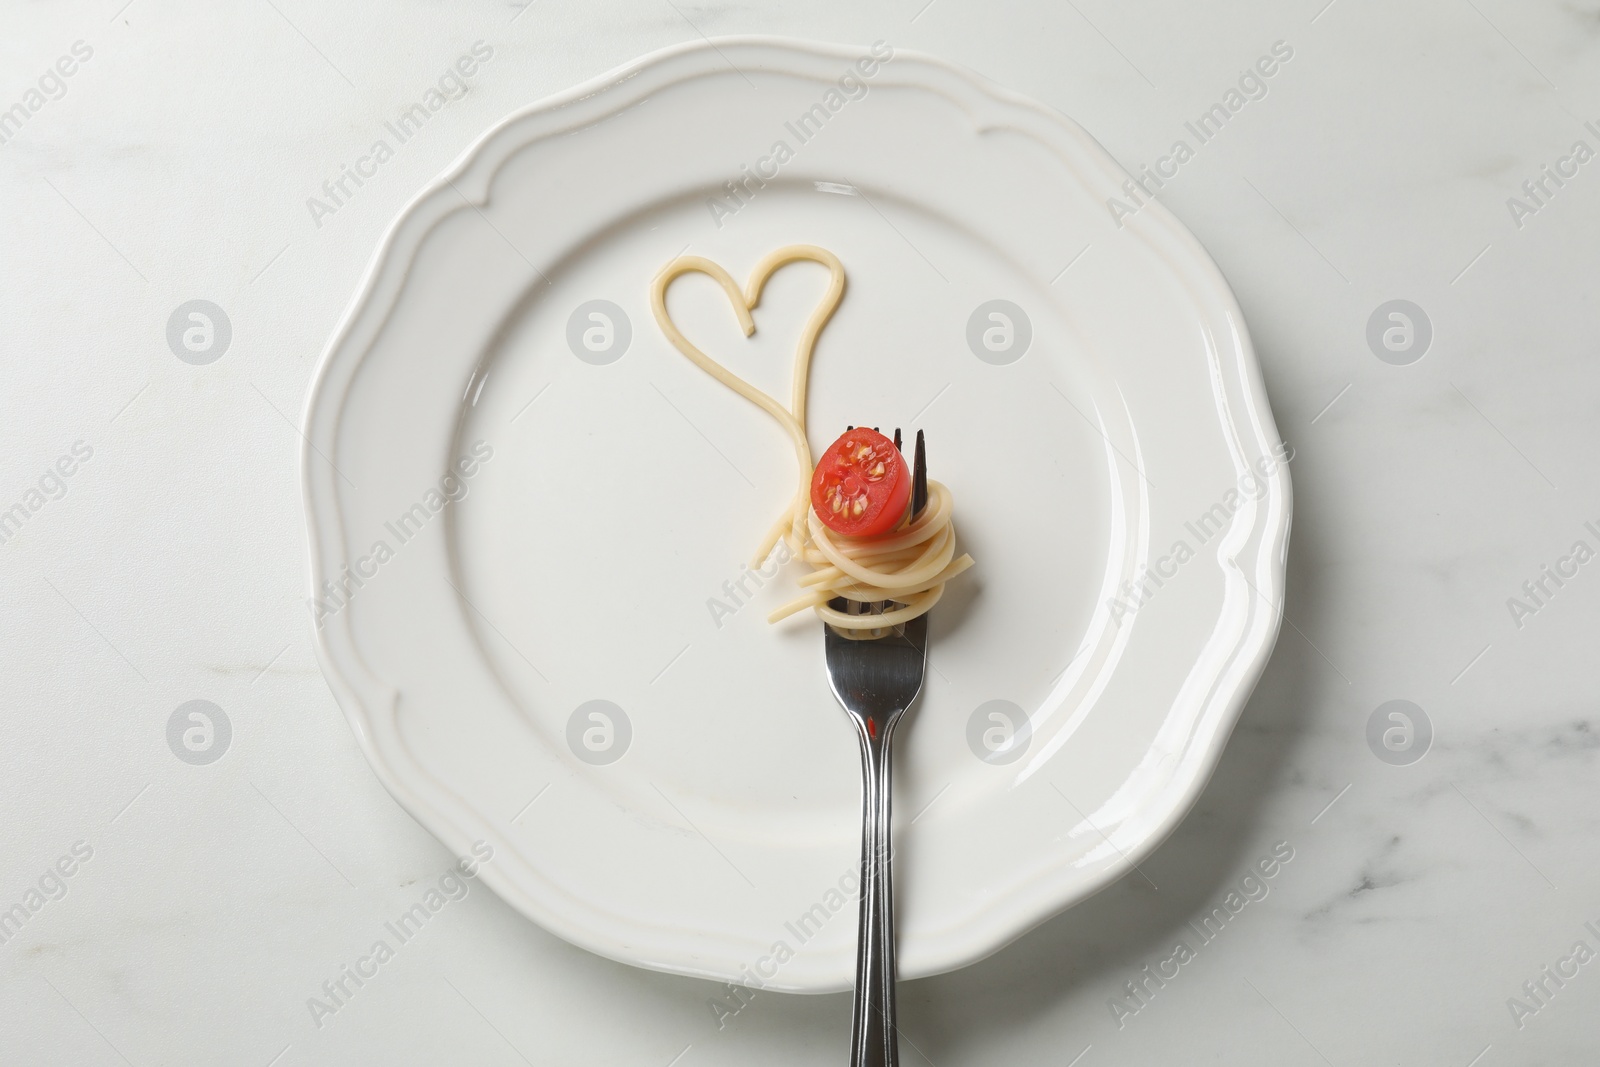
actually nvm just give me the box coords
[302,37,1290,993]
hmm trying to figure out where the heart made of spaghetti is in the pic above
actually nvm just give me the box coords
[649,244,846,452]
[649,246,851,563]
[650,245,847,559]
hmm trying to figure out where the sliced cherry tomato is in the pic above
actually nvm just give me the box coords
[810,427,912,538]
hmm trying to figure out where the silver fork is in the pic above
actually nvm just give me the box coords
[823,428,929,1067]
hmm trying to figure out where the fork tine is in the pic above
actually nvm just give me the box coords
[912,429,927,518]
[893,427,902,452]
[832,426,851,614]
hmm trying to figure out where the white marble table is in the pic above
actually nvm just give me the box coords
[3,1,1597,1064]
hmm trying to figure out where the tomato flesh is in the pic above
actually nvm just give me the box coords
[810,428,911,538]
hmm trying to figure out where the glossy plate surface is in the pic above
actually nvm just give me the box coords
[302,37,1291,992]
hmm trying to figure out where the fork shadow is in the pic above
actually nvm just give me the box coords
[744,514,1320,1055]
[896,617,1316,1060]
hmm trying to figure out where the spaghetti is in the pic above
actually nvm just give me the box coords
[649,244,974,635]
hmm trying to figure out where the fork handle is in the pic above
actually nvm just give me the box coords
[850,722,899,1067]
